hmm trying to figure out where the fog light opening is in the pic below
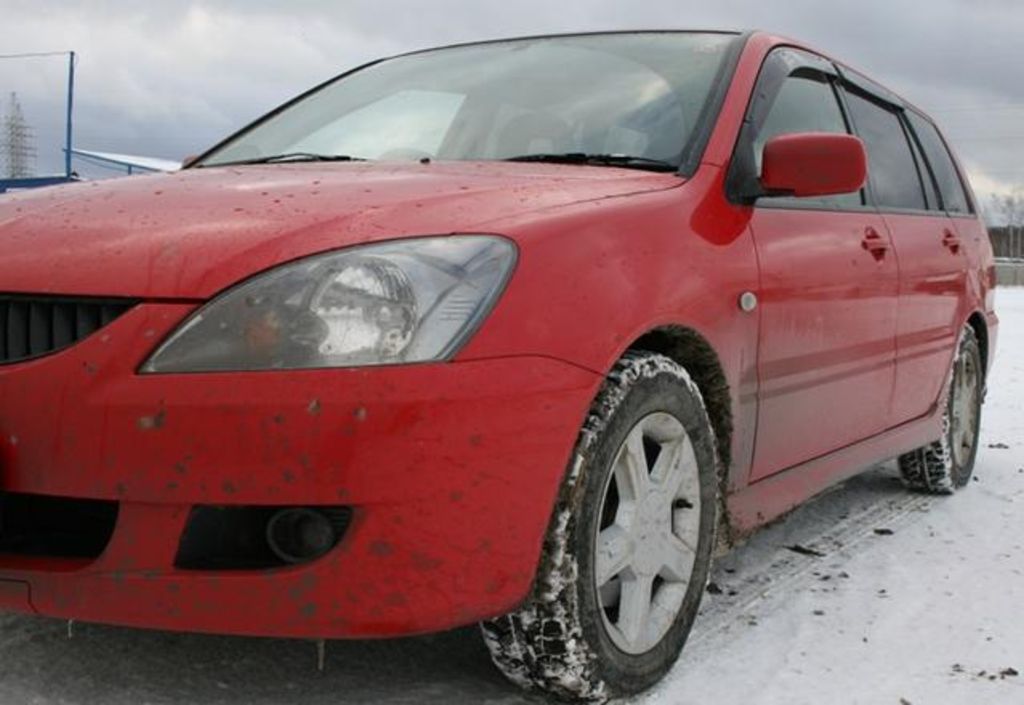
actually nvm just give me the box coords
[266,508,337,564]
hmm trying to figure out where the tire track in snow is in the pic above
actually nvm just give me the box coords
[688,478,935,647]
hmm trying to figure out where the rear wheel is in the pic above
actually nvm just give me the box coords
[898,325,983,493]
[481,352,719,701]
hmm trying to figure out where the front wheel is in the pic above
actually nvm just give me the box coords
[898,325,983,493]
[481,352,719,701]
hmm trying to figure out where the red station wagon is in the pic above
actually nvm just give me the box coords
[0,30,997,700]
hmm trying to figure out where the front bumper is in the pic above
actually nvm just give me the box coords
[0,303,600,637]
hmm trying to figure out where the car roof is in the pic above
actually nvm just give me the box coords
[390,29,746,60]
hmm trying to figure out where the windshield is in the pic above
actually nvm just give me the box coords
[197,33,738,170]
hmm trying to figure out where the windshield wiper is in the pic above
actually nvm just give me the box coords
[503,153,677,172]
[200,152,367,167]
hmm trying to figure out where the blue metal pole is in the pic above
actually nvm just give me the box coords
[65,51,75,178]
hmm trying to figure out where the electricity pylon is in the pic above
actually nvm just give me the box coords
[1,92,37,179]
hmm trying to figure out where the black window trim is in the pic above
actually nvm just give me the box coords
[901,111,943,212]
[727,46,977,221]
[835,63,979,218]
[902,108,977,217]
[677,31,751,177]
[839,64,975,216]
[725,46,875,214]
[838,81,934,216]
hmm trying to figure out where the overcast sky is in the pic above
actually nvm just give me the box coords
[2,0,1022,217]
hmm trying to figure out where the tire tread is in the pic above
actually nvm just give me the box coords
[897,326,980,495]
[481,351,716,702]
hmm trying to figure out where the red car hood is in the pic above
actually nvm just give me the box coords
[0,162,680,299]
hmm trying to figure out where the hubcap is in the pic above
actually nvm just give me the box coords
[594,412,701,655]
[949,346,979,468]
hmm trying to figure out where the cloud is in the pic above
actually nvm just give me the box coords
[2,0,1022,204]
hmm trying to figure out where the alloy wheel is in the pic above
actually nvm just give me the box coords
[949,345,980,468]
[594,412,702,655]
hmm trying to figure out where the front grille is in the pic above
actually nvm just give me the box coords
[0,294,137,365]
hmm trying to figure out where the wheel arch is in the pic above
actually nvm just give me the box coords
[626,325,734,483]
[966,310,989,383]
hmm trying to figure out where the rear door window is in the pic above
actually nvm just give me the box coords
[843,90,927,212]
[906,111,972,214]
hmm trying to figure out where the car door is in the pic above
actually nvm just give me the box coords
[732,51,899,482]
[839,83,968,426]
[905,109,981,419]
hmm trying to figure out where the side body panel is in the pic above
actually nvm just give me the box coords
[885,213,968,424]
[943,141,999,375]
[748,208,897,480]
[462,164,763,491]
[954,211,1000,374]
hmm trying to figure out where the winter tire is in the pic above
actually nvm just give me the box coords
[898,325,983,493]
[481,352,720,701]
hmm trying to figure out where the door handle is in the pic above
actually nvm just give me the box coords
[861,227,888,261]
[942,229,961,254]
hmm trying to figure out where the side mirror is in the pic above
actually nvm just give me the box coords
[760,132,867,198]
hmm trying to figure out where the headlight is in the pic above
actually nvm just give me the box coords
[141,235,516,372]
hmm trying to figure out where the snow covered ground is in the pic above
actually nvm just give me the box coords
[1,289,1022,705]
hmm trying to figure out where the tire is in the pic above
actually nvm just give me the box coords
[898,325,983,494]
[481,352,720,702]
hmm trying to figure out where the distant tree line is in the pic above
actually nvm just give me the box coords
[989,188,1023,260]
[990,226,1023,259]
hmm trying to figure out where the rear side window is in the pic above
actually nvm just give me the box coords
[906,111,971,214]
[754,74,861,209]
[844,90,926,211]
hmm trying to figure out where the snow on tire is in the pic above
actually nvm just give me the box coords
[898,325,983,494]
[481,352,720,701]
